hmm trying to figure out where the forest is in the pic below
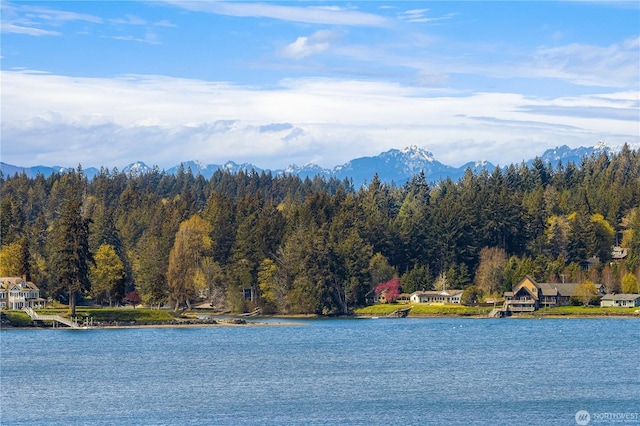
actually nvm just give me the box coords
[1,144,640,315]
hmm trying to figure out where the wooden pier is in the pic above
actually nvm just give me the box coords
[239,308,262,317]
[488,307,508,318]
[386,307,412,318]
[23,308,89,329]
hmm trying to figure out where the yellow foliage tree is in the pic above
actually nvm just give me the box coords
[575,279,598,306]
[90,244,125,306]
[258,258,279,312]
[621,272,639,294]
[167,214,213,311]
[0,242,21,277]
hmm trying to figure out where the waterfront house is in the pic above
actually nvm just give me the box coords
[365,289,386,304]
[504,276,605,312]
[0,276,44,310]
[611,246,628,263]
[600,293,640,308]
[377,289,389,304]
[396,293,411,303]
[503,276,539,312]
[409,289,463,304]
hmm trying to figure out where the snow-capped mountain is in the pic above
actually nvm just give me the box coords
[122,161,154,176]
[530,142,638,169]
[533,144,605,168]
[166,160,222,179]
[165,160,268,179]
[3,143,637,185]
[329,145,462,184]
[0,163,100,179]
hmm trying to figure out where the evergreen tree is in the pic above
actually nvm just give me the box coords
[51,195,93,317]
[400,264,432,293]
[624,209,640,270]
[19,237,31,279]
[369,253,396,288]
[567,211,594,263]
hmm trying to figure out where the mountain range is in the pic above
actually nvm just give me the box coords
[1,143,635,185]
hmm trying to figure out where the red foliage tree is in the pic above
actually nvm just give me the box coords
[123,290,142,308]
[374,277,400,303]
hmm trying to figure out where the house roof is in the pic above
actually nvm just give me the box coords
[510,277,604,298]
[538,282,604,297]
[601,293,640,301]
[0,277,40,292]
[411,290,463,297]
[611,246,628,260]
[536,283,559,296]
[513,286,538,300]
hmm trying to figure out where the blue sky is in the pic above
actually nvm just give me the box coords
[1,1,639,170]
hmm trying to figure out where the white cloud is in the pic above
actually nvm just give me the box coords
[530,37,640,88]
[109,15,147,26]
[398,8,456,23]
[1,71,638,169]
[0,23,60,36]
[154,20,176,28]
[161,1,388,26]
[109,31,161,45]
[1,2,171,44]
[0,2,102,36]
[17,5,102,24]
[281,30,338,59]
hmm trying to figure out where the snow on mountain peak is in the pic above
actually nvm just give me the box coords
[400,145,434,162]
[191,160,206,169]
[123,161,151,176]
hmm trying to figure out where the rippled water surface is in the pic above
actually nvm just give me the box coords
[1,317,639,425]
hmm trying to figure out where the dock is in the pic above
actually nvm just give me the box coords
[488,307,508,318]
[386,307,412,318]
[238,308,262,317]
[23,308,89,329]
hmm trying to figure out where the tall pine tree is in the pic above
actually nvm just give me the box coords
[52,195,93,317]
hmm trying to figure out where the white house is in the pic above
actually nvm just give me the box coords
[0,277,43,310]
[410,290,463,304]
[600,293,640,308]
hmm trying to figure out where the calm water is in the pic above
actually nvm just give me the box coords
[1,318,639,425]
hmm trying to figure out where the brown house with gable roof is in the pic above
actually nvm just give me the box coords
[503,276,605,312]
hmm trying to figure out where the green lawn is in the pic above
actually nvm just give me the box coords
[11,307,177,324]
[1,311,33,327]
[354,304,492,317]
[4,304,636,327]
[531,305,640,316]
[354,303,640,318]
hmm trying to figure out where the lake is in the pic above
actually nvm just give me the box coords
[1,317,639,425]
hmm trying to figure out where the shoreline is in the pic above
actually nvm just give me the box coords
[0,320,306,330]
[3,309,639,330]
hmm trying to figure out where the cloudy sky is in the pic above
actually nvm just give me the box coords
[1,1,638,170]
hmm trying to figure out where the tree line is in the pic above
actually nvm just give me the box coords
[1,145,639,315]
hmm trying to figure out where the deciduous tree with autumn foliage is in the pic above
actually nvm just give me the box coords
[374,277,400,303]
